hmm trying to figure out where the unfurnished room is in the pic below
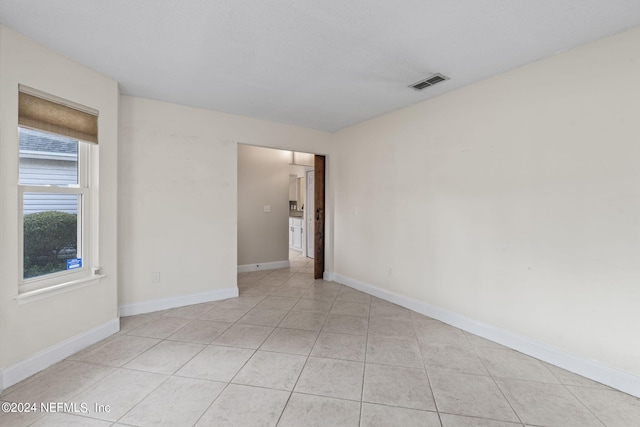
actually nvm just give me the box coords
[0,1,639,426]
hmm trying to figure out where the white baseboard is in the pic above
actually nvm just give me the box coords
[332,273,640,398]
[237,260,290,273]
[118,286,239,317]
[1,318,119,392]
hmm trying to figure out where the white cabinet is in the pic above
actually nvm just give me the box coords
[289,217,303,251]
[288,218,293,247]
[292,219,303,251]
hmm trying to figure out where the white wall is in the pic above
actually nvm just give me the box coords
[238,145,290,266]
[0,25,119,383]
[332,27,640,384]
[118,96,331,309]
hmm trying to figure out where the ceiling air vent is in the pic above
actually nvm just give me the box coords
[410,73,449,90]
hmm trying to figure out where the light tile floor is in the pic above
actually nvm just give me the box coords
[2,250,639,426]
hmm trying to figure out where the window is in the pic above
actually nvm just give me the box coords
[17,86,99,293]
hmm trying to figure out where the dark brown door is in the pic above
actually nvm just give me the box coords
[314,155,325,279]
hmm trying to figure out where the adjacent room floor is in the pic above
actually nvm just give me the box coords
[1,251,639,426]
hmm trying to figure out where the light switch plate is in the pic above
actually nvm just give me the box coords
[264,205,271,212]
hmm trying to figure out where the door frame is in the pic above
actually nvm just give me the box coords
[235,144,326,278]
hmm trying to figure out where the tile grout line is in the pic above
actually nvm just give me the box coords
[409,308,445,427]
[561,380,609,427]
[193,262,299,427]
[71,312,211,425]
[359,288,373,426]
[267,257,321,426]
[467,334,525,426]
[126,261,305,426]
[193,261,308,426]
[275,276,342,424]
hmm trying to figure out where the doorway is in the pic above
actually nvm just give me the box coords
[237,145,325,279]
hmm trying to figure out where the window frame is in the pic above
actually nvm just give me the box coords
[17,129,94,293]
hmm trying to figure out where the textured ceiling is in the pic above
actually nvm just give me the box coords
[1,1,640,131]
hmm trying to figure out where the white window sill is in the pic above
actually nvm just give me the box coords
[15,274,106,304]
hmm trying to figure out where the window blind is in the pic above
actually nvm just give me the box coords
[18,86,98,144]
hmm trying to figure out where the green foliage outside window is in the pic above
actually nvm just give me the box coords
[23,211,77,279]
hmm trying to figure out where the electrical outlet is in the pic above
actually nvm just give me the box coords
[151,272,160,284]
[264,205,271,213]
